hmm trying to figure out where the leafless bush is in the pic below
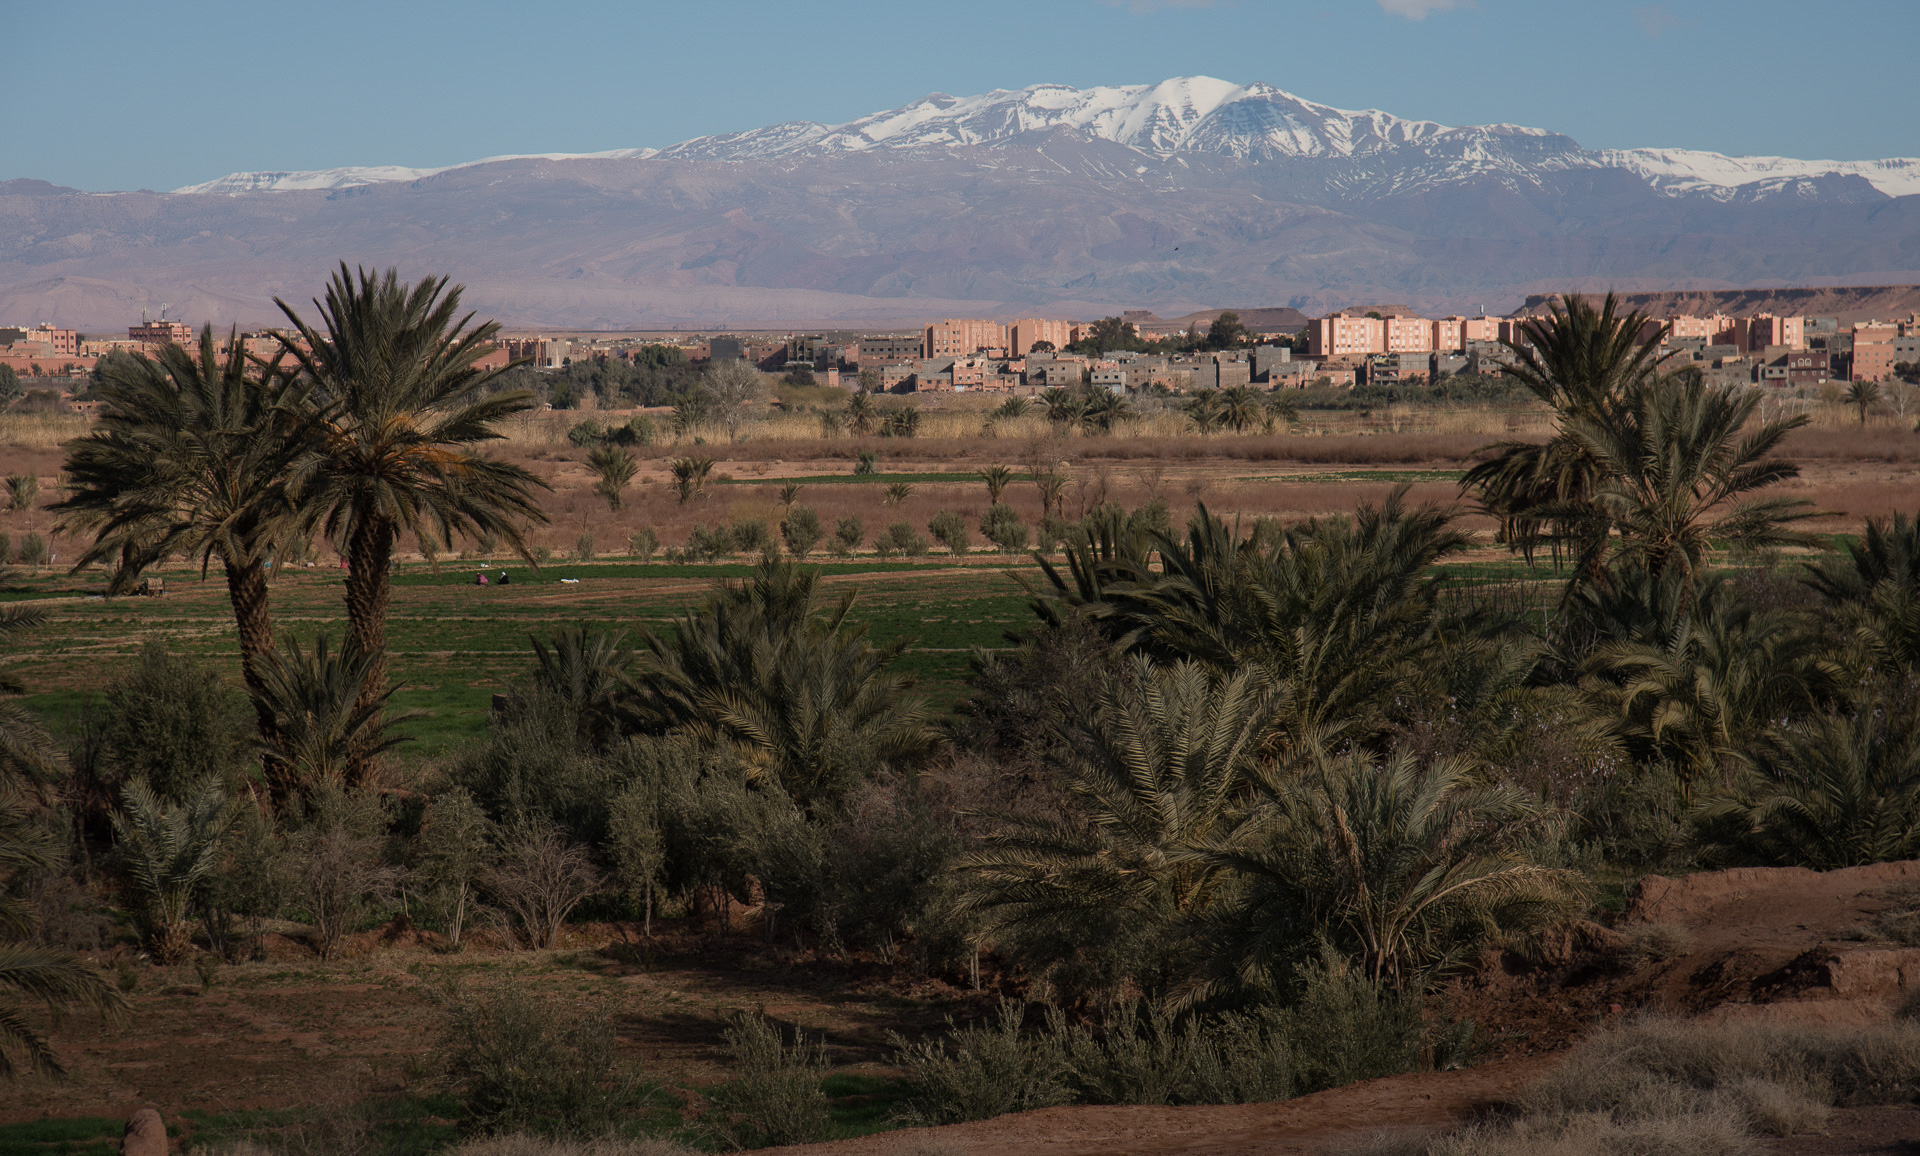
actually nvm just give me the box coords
[287,788,398,962]
[485,821,602,949]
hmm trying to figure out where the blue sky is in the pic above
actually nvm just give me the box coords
[7,0,1914,192]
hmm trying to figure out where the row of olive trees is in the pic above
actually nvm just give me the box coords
[54,265,547,797]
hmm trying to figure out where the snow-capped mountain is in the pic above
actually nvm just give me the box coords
[175,77,1920,201]
[10,76,1919,330]
[173,148,658,194]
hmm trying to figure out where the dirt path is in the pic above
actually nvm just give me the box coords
[765,1059,1544,1156]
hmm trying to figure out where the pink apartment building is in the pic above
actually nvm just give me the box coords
[923,319,1009,358]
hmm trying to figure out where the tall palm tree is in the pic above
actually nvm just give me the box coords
[1845,381,1881,426]
[1566,372,1816,598]
[1461,293,1673,584]
[960,657,1282,1003]
[273,265,548,766]
[56,327,312,751]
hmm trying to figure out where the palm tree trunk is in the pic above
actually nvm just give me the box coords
[223,558,292,798]
[343,518,396,785]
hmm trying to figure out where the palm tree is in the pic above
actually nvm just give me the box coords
[56,326,313,752]
[1218,386,1262,434]
[587,444,638,512]
[526,624,634,746]
[1846,380,1881,426]
[668,456,715,503]
[110,776,233,963]
[1805,511,1920,673]
[627,558,934,810]
[1461,293,1673,584]
[1578,569,1833,790]
[1183,390,1223,435]
[1080,390,1133,435]
[1566,372,1816,598]
[845,391,879,437]
[1205,750,1581,994]
[1042,490,1468,757]
[1041,388,1085,432]
[250,634,419,796]
[980,465,1013,504]
[996,396,1030,420]
[1709,702,1920,869]
[961,657,1281,1003]
[273,265,549,757]
[1,612,126,1077]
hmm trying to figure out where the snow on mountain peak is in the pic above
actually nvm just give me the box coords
[166,78,1920,202]
[172,148,658,195]
[656,76,1459,161]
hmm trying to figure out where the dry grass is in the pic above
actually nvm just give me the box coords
[1343,1017,1920,1155]
[0,410,89,448]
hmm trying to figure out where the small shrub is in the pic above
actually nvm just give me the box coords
[981,503,1028,553]
[890,1002,1071,1126]
[287,786,398,962]
[730,518,774,556]
[928,510,970,556]
[566,420,606,448]
[781,506,823,558]
[627,528,658,562]
[700,1015,833,1149]
[574,532,595,562]
[437,986,641,1138]
[684,524,730,562]
[15,531,47,567]
[832,515,864,558]
[614,416,656,447]
[885,521,928,556]
[853,450,878,476]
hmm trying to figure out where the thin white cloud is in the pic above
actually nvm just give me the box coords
[1634,5,1680,38]
[1377,0,1472,19]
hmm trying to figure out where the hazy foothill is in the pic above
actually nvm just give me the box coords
[5,261,1920,1156]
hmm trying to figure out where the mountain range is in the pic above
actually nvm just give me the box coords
[4,77,1918,330]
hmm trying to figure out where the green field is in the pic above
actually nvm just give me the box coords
[0,556,1040,758]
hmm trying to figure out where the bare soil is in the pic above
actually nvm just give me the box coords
[15,861,1920,1154]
